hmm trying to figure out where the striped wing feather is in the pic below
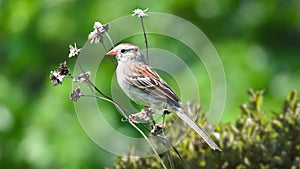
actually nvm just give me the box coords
[126,63,180,105]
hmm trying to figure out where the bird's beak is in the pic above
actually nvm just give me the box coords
[106,50,117,56]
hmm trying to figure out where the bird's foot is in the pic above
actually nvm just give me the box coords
[151,123,163,135]
[163,110,171,115]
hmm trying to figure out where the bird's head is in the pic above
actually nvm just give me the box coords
[106,43,145,64]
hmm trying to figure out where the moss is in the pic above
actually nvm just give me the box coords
[107,89,300,169]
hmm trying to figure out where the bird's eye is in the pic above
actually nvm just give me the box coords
[120,49,126,53]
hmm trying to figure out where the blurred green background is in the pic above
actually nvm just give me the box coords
[0,0,300,168]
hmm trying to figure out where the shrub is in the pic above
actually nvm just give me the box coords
[106,89,300,169]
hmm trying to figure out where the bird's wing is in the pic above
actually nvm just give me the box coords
[125,63,222,151]
[126,63,180,105]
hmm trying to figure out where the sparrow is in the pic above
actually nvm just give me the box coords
[106,43,221,151]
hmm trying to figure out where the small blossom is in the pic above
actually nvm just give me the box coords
[70,86,82,101]
[78,71,91,83]
[93,22,110,33]
[73,71,91,84]
[58,61,69,76]
[129,108,154,123]
[132,8,149,18]
[88,22,109,44]
[88,31,103,44]
[151,124,163,135]
[68,43,81,58]
[50,71,65,86]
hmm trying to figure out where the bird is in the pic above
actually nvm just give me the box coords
[106,43,221,151]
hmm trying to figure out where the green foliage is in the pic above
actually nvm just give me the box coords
[107,90,300,169]
[1,0,300,168]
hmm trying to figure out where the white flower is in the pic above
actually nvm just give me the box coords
[132,8,149,18]
[88,31,103,44]
[70,86,82,101]
[93,22,109,33]
[72,71,91,85]
[78,71,91,83]
[129,108,153,123]
[88,22,109,44]
[50,70,65,86]
[58,61,69,76]
[68,43,81,58]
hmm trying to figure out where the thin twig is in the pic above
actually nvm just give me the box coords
[129,120,167,169]
[82,93,167,169]
[105,32,115,47]
[164,140,174,169]
[101,40,117,66]
[76,60,127,117]
[82,94,129,118]
[140,18,149,65]
[157,135,190,169]
[161,115,175,169]
[77,59,86,76]
[161,114,189,169]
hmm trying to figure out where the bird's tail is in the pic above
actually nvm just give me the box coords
[174,107,221,151]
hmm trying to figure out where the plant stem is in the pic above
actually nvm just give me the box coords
[76,60,126,117]
[83,94,129,118]
[82,93,167,169]
[140,18,149,65]
[161,115,175,169]
[101,41,117,66]
[129,120,167,169]
[157,135,190,169]
[105,32,115,47]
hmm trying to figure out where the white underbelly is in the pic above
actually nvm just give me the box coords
[116,64,166,110]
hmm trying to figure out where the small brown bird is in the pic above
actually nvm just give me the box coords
[107,43,221,151]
